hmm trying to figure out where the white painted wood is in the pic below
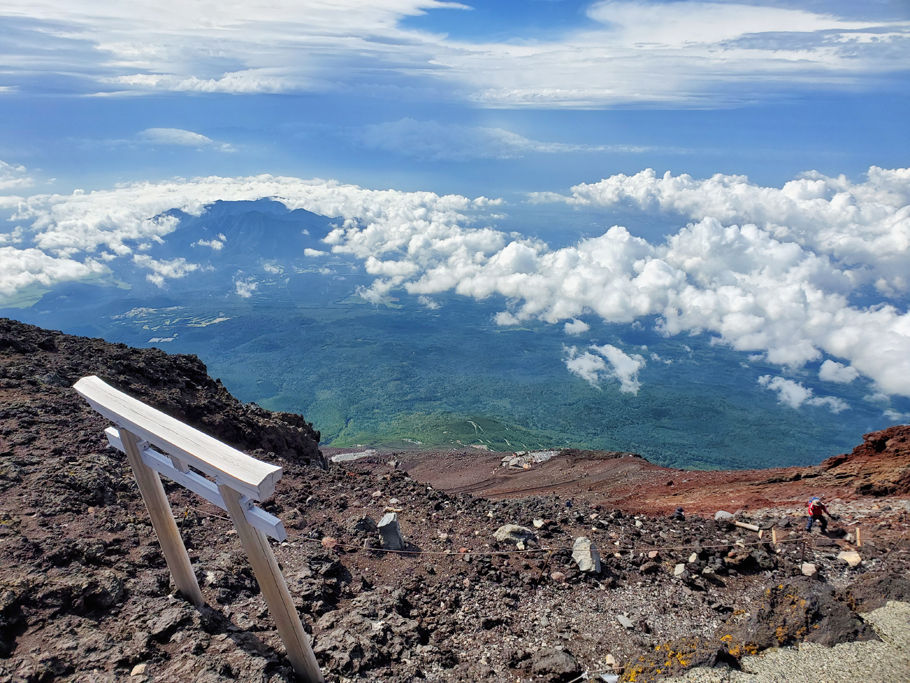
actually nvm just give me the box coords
[76,375,282,501]
[105,427,287,541]
[220,485,324,682]
[733,521,760,532]
[119,428,204,607]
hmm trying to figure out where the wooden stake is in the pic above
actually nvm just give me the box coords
[771,528,778,545]
[734,521,760,532]
[856,527,862,547]
[120,428,203,607]
[220,485,324,683]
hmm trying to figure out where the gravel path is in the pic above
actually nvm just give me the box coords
[668,600,910,682]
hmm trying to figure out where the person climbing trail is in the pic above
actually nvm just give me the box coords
[806,496,838,532]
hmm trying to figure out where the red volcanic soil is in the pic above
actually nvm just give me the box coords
[382,426,910,516]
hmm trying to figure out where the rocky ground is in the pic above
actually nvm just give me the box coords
[1,317,909,682]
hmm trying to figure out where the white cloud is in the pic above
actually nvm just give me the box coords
[564,343,645,393]
[360,118,655,161]
[0,226,24,245]
[593,343,646,394]
[234,276,258,298]
[557,166,910,296]
[884,408,910,423]
[7,166,910,401]
[440,2,908,107]
[193,237,224,250]
[1,1,907,106]
[304,248,328,257]
[418,295,440,309]
[112,71,292,95]
[138,128,234,152]
[819,359,859,384]
[0,161,33,191]
[564,319,590,335]
[758,375,848,413]
[0,246,107,297]
[564,346,608,387]
[132,254,200,286]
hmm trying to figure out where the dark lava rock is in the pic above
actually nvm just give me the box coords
[844,572,910,612]
[623,637,736,681]
[721,578,878,652]
[0,318,325,469]
[529,647,581,682]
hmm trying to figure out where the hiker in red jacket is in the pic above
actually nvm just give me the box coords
[806,496,838,532]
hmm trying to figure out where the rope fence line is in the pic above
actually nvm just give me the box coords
[185,504,894,559]
[281,529,816,558]
[185,503,909,564]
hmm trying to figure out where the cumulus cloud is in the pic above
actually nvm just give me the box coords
[564,343,645,393]
[193,234,225,250]
[360,118,655,161]
[418,295,440,310]
[819,359,859,384]
[564,347,608,387]
[564,319,590,335]
[132,254,199,287]
[7,166,910,401]
[138,128,234,152]
[234,276,259,298]
[0,161,33,191]
[0,246,107,297]
[1,1,907,107]
[554,166,910,296]
[758,375,848,413]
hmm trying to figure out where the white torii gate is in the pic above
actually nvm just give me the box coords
[74,375,323,682]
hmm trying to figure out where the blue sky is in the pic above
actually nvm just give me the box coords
[1,1,910,421]
[1,0,908,196]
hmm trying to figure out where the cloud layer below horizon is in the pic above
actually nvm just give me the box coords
[1,164,909,405]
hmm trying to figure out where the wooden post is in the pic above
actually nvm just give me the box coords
[771,528,777,546]
[856,527,862,547]
[733,521,760,532]
[120,428,204,607]
[220,485,323,683]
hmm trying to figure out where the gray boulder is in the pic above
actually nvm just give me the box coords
[529,647,581,681]
[571,537,601,573]
[378,512,405,551]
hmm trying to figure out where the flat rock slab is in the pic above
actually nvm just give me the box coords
[838,550,862,567]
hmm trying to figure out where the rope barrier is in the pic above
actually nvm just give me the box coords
[188,502,908,563]
[281,529,813,558]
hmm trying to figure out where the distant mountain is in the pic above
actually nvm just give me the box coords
[156,199,334,266]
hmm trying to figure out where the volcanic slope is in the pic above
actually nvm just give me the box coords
[1,318,908,682]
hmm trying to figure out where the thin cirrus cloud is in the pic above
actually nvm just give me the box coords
[2,166,910,403]
[0,1,907,107]
[359,118,656,160]
[137,128,234,152]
